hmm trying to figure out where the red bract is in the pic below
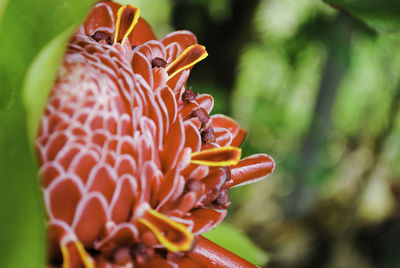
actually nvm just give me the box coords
[36,1,275,267]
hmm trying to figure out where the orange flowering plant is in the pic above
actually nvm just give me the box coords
[1,1,273,267]
[2,0,400,267]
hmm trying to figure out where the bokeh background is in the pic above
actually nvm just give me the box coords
[136,0,400,267]
[1,0,400,267]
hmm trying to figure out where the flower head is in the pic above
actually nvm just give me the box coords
[36,1,275,267]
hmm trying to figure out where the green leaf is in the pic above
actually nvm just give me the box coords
[203,222,269,266]
[0,0,95,267]
[23,26,76,144]
[324,0,400,33]
[0,0,9,24]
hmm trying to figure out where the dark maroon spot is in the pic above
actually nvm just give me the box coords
[131,45,137,50]
[91,31,112,45]
[155,248,168,259]
[191,108,210,128]
[182,89,197,103]
[213,190,231,209]
[201,127,216,143]
[130,243,151,265]
[87,248,101,257]
[151,57,167,68]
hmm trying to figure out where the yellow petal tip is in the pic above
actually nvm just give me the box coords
[139,209,194,252]
[113,4,140,45]
[190,146,242,167]
[167,44,208,79]
[61,240,94,268]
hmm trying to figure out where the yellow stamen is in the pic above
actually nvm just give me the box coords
[61,241,94,268]
[75,240,95,268]
[166,44,208,79]
[190,146,242,167]
[61,244,71,268]
[113,5,140,45]
[138,209,194,252]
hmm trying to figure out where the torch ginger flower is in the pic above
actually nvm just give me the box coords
[36,1,275,267]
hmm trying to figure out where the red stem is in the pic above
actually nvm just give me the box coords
[188,236,258,268]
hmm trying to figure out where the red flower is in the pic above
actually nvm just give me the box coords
[36,1,275,267]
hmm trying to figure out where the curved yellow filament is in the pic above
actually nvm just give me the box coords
[139,209,194,252]
[113,5,140,45]
[190,146,242,167]
[75,240,95,268]
[61,244,71,268]
[61,241,94,268]
[166,44,208,80]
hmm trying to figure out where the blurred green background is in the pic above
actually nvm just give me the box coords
[140,0,400,267]
[2,0,400,267]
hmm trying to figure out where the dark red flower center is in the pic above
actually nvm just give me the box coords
[91,31,112,45]
[182,89,197,103]
[151,57,167,68]
[201,127,216,143]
